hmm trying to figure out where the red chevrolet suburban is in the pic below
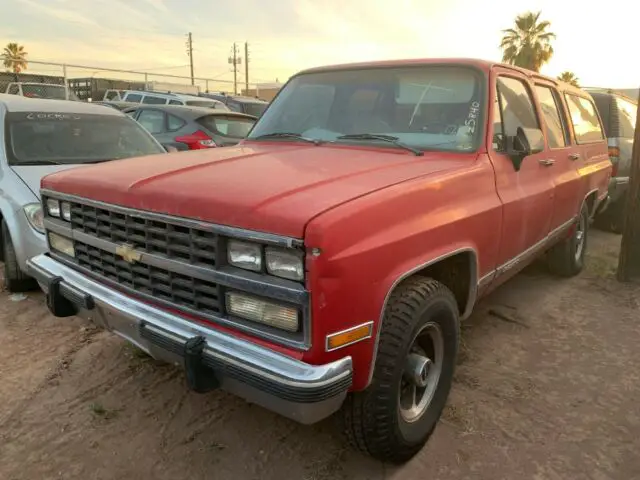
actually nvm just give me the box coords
[28,59,611,463]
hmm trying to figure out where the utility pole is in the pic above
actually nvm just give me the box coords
[228,43,241,95]
[186,32,194,86]
[244,42,249,96]
[617,90,640,282]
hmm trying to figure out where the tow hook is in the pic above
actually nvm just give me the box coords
[184,336,219,393]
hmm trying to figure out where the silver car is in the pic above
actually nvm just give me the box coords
[0,94,166,291]
[588,89,637,232]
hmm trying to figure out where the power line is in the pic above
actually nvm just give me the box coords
[228,42,241,95]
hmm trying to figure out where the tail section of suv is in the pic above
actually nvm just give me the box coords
[587,89,637,232]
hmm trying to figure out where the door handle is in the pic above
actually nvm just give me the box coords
[569,153,581,160]
[538,159,555,166]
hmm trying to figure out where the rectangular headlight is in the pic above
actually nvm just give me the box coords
[227,240,262,272]
[265,247,304,281]
[48,232,75,257]
[46,198,60,217]
[226,291,299,332]
[61,201,72,221]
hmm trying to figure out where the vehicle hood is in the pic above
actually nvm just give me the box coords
[12,164,83,199]
[41,144,470,238]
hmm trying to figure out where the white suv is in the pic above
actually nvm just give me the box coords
[119,90,228,110]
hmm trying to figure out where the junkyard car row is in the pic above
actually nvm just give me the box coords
[1,58,620,463]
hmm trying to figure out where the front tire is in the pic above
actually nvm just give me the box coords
[2,221,37,293]
[341,277,459,463]
[547,203,589,277]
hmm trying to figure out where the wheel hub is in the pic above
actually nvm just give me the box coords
[405,353,432,388]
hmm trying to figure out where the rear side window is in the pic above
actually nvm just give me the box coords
[197,115,255,137]
[565,94,604,143]
[591,95,612,137]
[169,99,182,105]
[125,93,142,103]
[494,76,540,150]
[534,85,569,148]
[617,97,637,139]
[137,109,165,134]
[167,114,185,131]
[142,95,167,105]
[8,84,19,95]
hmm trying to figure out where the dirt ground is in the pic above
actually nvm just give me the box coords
[1,230,639,480]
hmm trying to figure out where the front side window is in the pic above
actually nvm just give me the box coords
[125,93,142,103]
[493,76,540,152]
[5,112,165,165]
[534,85,569,148]
[617,97,637,139]
[565,94,604,143]
[248,66,485,152]
[8,84,19,95]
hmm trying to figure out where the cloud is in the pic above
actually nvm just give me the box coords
[15,0,99,27]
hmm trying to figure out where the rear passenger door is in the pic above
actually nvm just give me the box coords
[489,71,555,269]
[564,93,611,209]
[533,82,581,231]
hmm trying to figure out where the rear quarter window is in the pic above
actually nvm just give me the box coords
[591,95,612,137]
[564,94,605,143]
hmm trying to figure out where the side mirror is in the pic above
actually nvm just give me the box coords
[508,127,544,171]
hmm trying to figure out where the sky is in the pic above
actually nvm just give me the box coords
[1,0,639,90]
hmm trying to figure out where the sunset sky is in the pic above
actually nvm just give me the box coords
[1,0,639,90]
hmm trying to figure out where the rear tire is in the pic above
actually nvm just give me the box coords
[548,203,589,277]
[341,277,459,463]
[2,221,37,293]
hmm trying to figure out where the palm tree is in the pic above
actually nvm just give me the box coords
[500,11,555,72]
[2,43,28,73]
[558,71,579,87]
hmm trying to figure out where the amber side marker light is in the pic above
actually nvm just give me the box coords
[326,321,374,352]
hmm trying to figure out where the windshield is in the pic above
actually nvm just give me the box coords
[5,112,165,165]
[197,114,255,138]
[248,66,484,152]
[22,84,79,101]
[243,102,268,117]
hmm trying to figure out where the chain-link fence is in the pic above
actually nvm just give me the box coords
[0,59,266,102]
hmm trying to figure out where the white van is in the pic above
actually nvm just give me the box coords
[119,90,228,110]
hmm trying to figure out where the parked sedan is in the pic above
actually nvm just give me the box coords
[0,94,166,291]
[123,105,256,150]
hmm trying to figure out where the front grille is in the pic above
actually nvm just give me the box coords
[74,241,222,315]
[69,202,218,267]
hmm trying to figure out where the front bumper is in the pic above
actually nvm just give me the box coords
[27,254,352,424]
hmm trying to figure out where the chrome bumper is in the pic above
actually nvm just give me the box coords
[27,254,352,424]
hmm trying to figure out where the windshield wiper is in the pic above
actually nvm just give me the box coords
[336,133,423,156]
[14,159,61,165]
[253,132,323,145]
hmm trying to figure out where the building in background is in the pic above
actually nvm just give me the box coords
[242,82,284,102]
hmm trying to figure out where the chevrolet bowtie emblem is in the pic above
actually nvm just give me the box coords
[115,243,142,264]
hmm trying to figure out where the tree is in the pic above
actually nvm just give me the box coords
[500,11,555,72]
[558,71,579,87]
[2,43,28,73]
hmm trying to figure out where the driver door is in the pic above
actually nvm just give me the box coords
[488,69,555,276]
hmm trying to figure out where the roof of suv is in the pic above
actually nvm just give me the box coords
[297,58,585,93]
[0,94,122,115]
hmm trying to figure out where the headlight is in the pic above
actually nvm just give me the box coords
[226,291,299,332]
[23,203,45,233]
[61,201,72,221]
[227,240,262,272]
[265,247,304,281]
[48,232,75,257]
[46,198,60,217]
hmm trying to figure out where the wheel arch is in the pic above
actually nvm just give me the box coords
[366,247,478,386]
